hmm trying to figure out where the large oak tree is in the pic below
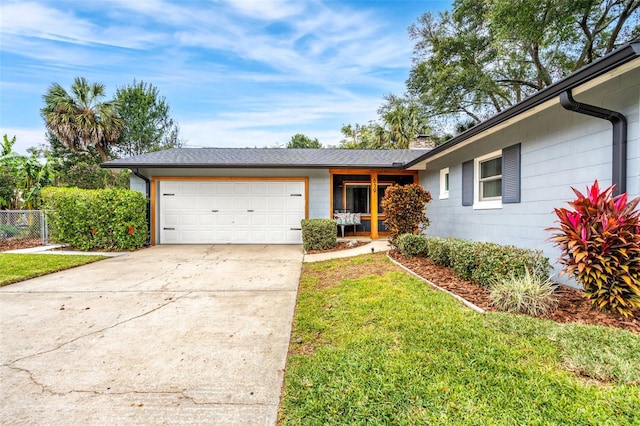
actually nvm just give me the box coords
[406,0,640,127]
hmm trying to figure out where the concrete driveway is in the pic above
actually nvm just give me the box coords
[0,245,303,425]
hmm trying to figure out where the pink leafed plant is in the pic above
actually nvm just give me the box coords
[547,180,640,317]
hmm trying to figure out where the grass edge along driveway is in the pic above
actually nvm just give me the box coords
[278,253,640,425]
[1,253,107,286]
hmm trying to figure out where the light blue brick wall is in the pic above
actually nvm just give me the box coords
[419,67,639,286]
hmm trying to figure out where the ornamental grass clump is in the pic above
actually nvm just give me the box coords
[547,180,640,317]
[489,268,558,316]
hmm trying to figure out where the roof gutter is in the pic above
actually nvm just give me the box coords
[559,90,627,195]
[132,169,152,246]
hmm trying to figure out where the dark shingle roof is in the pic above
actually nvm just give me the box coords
[102,148,431,169]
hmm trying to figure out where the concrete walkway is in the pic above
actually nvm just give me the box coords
[303,239,391,263]
[0,245,303,425]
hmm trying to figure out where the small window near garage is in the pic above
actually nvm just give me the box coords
[474,150,502,209]
[439,168,450,199]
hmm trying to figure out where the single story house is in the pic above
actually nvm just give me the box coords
[103,41,639,279]
[103,148,429,244]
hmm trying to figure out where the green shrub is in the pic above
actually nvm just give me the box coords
[59,161,130,190]
[42,187,147,251]
[472,244,551,287]
[425,237,551,287]
[490,268,558,316]
[548,180,640,317]
[449,239,482,280]
[381,183,432,246]
[396,233,429,257]
[301,219,337,251]
[426,237,453,267]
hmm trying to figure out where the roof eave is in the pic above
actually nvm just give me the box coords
[101,163,410,170]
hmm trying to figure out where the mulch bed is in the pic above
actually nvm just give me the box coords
[306,240,369,254]
[389,250,640,334]
[0,239,43,252]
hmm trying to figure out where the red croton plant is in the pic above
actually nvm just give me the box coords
[548,180,640,317]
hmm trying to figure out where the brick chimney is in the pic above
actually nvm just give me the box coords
[409,134,436,149]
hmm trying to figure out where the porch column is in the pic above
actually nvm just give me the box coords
[370,172,379,239]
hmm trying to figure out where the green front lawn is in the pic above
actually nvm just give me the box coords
[0,253,107,286]
[279,253,640,424]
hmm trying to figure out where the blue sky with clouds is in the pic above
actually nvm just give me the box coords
[0,0,452,155]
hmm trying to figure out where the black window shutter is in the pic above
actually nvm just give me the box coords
[502,143,521,203]
[462,160,473,206]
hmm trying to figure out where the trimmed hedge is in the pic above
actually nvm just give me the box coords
[42,187,147,251]
[301,219,337,251]
[426,237,453,267]
[424,237,551,287]
[396,233,429,257]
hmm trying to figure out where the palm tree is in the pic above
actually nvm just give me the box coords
[41,77,124,162]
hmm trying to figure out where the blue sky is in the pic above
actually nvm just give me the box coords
[0,0,452,155]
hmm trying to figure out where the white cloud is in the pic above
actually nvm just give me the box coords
[0,127,48,154]
[224,0,305,20]
[179,90,386,148]
[0,1,163,49]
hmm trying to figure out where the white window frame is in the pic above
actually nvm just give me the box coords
[473,150,502,210]
[439,168,450,199]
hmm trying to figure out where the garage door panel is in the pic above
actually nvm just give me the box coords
[250,214,268,226]
[216,214,236,226]
[268,215,285,226]
[265,182,283,194]
[286,197,304,210]
[163,213,181,226]
[234,183,252,194]
[200,214,218,226]
[267,197,285,210]
[180,214,200,226]
[233,198,252,211]
[285,214,303,227]
[159,180,305,244]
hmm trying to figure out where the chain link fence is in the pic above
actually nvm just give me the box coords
[0,210,49,245]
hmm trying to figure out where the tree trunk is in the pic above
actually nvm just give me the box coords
[94,144,109,163]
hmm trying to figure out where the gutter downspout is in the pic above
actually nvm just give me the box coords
[559,89,627,195]
[132,169,152,246]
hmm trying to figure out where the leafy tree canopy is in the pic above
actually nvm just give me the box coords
[113,80,182,157]
[339,96,433,149]
[407,0,640,127]
[341,0,639,145]
[0,135,58,209]
[287,133,322,148]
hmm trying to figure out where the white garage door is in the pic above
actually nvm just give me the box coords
[159,180,305,244]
